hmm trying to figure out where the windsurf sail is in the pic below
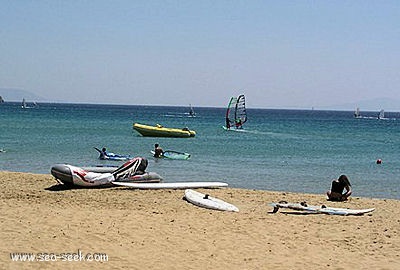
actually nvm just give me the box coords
[225,94,247,129]
[189,104,196,117]
[21,98,27,109]
[354,107,361,118]
[378,109,385,119]
[21,98,37,109]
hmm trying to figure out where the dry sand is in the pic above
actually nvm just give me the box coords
[1,171,399,270]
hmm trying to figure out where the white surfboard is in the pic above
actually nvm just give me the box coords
[112,181,228,189]
[270,202,375,216]
[318,207,375,215]
[270,202,320,213]
[184,189,239,212]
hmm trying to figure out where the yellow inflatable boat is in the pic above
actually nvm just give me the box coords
[133,123,196,138]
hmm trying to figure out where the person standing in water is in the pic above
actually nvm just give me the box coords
[153,144,164,158]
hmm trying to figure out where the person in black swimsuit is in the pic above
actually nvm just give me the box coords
[326,175,352,201]
[153,144,164,158]
[99,147,108,160]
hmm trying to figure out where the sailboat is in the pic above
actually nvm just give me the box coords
[223,94,247,130]
[354,107,391,120]
[377,109,389,120]
[188,104,196,117]
[354,107,361,118]
[21,98,37,109]
[21,98,28,109]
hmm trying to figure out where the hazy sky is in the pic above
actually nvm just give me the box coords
[1,1,399,108]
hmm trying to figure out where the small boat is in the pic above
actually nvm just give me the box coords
[133,123,196,138]
[51,157,162,187]
[222,94,247,130]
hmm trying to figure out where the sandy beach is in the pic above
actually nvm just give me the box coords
[1,171,399,270]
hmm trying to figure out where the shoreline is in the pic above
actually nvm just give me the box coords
[1,171,400,269]
[1,168,398,201]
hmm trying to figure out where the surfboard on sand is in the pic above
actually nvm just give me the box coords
[184,189,239,212]
[112,181,228,189]
[270,201,375,216]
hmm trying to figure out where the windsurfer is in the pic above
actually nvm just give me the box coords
[224,94,247,130]
[225,118,231,129]
[235,119,242,129]
[153,144,164,158]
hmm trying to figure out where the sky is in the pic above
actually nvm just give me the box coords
[1,1,399,109]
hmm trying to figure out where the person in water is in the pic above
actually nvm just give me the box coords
[153,144,164,158]
[99,147,108,159]
[235,119,242,129]
[225,117,231,129]
[326,174,352,201]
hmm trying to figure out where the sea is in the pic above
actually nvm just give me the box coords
[1,102,399,200]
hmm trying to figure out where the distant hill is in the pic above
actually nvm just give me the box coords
[0,88,46,102]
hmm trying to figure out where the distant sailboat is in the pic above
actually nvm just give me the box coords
[378,109,384,119]
[354,107,361,118]
[21,98,27,109]
[354,107,392,120]
[377,109,389,120]
[21,98,37,109]
[223,94,247,130]
[188,104,196,117]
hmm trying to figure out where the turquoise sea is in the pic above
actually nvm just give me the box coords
[1,102,399,200]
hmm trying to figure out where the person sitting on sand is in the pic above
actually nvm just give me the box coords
[327,174,352,201]
[153,144,164,158]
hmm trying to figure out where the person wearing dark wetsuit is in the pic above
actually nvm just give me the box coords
[326,175,352,201]
[99,147,108,160]
[153,144,164,158]
[225,118,231,130]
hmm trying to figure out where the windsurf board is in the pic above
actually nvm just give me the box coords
[112,181,228,189]
[184,189,239,212]
[270,202,375,216]
[151,150,191,160]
